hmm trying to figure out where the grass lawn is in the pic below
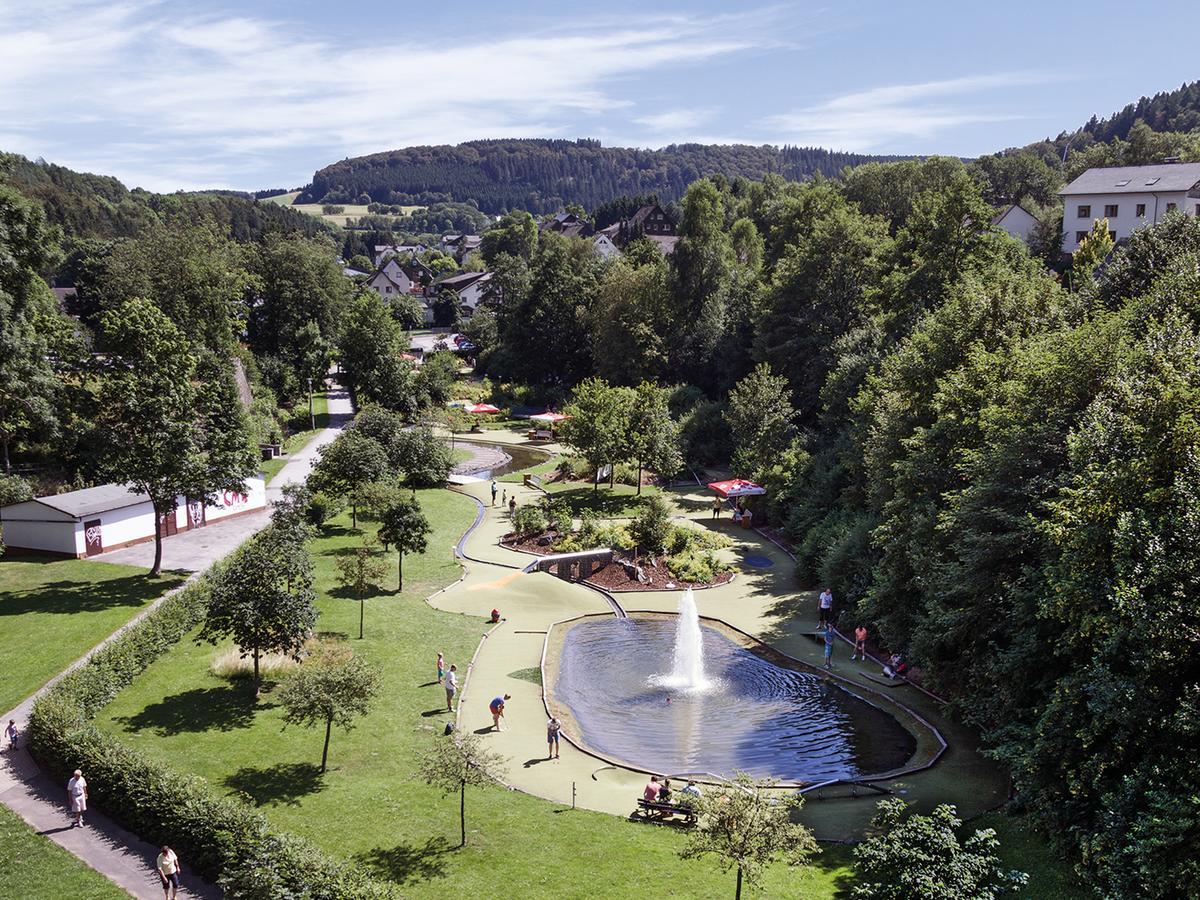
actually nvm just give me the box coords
[0,804,129,900]
[94,488,861,897]
[977,812,1092,898]
[265,192,423,228]
[541,481,659,518]
[261,392,329,483]
[0,557,185,713]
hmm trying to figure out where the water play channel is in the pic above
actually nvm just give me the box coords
[551,591,917,784]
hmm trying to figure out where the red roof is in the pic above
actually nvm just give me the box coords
[707,479,766,498]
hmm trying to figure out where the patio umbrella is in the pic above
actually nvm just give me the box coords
[530,412,570,423]
[465,403,500,415]
[707,478,766,498]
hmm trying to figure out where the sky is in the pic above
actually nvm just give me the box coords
[2,0,1198,193]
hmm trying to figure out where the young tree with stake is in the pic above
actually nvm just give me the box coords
[377,496,431,590]
[335,536,388,639]
[419,732,503,848]
[279,653,379,773]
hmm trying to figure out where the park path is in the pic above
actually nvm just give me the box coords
[0,381,354,899]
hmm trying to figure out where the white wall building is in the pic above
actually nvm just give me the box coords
[992,204,1040,243]
[0,478,265,558]
[1059,162,1200,254]
[436,271,495,318]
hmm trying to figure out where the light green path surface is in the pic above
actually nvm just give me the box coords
[436,479,1009,841]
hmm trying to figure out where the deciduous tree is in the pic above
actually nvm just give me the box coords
[335,535,388,639]
[279,652,379,773]
[309,430,389,528]
[419,732,503,848]
[377,496,430,590]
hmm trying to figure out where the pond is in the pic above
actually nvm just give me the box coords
[453,440,550,479]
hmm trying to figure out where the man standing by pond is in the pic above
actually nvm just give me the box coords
[491,480,498,505]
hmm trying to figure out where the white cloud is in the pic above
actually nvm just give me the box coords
[0,3,765,190]
[764,73,1052,151]
[633,109,718,133]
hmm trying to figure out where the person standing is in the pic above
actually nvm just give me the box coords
[711,496,722,519]
[4,719,17,751]
[489,694,510,731]
[67,769,87,828]
[436,652,445,684]
[546,716,562,759]
[823,622,835,669]
[853,625,868,661]
[818,588,833,626]
[156,845,181,899]
[491,480,498,506]
[444,665,458,711]
[508,496,517,518]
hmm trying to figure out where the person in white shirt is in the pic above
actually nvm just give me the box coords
[444,664,458,711]
[67,769,87,828]
[818,588,834,627]
[156,845,181,899]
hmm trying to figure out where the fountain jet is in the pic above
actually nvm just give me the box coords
[653,588,711,692]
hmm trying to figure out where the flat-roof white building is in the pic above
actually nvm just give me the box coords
[0,478,265,558]
[1059,162,1200,254]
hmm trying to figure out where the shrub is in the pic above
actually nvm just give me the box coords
[613,462,640,486]
[0,473,33,506]
[667,524,731,555]
[511,505,547,536]
[544,499,572,534]
[556,455,594,481]
[630,495,672,554]
[25,573,396,899]
[307,491,345,527]
[666,549,731,584]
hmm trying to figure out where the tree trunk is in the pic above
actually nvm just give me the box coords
[308,385,315,430]
[609,465,615,489]
[358,591,365,639]
[1,432,10,472]
[735,867,743,900]
[150,501,164,577]
[398,551,404,592]
[459,781,467,848]
[637,458,643,496]
[351,500,358,530]
[321,716,332,772]
[253,649,261,697]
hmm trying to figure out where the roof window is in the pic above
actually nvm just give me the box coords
[1115,179,1131,186]
[1145,177,1160,185]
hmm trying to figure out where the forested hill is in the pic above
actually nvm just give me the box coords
[0,153,330,242]
[1067,79,1200,144]
[299,139,899,213]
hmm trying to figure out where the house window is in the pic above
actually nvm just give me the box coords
[385,286,392,294]
[1109,231,1117,243]
[1195,203,1200,216]
[1136,203,1146,217]
[1076,231,1089,243]
[1077,205,1091,218]
[1104,204,1118,217]
[1167,202,1177,212]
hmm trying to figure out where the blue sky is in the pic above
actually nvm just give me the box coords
[2,0,1197,192]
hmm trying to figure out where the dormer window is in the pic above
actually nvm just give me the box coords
[1115,179,1131,186]
[1145,177,1160,186]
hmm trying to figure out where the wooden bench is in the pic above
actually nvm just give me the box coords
[635,798,697,825]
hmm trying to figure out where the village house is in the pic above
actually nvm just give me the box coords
[373,243,429,266]
[434,270,496,320]
[441,234,483,262]
[540,212,591,238]
[366,255,432,301]
[1059,162,1200,254]
[991,203,1041,243]
[597,203,678,255]
[0,479,266,558]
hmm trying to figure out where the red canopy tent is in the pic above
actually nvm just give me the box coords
[530,412,570,424]
[707,479,766,498]
[465,403,501,415]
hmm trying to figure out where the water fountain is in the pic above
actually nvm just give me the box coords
[651,588,712,693]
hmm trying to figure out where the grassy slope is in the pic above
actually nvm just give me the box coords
[0,558,185,713]
[265,192,423,227]
[260,392,329,483]
[90,486,1085,898]
[0,804,129,900]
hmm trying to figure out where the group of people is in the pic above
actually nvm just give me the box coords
[816,588,909,678]
[709,496,754,527]
[438,653,564,758]
[643,775,702,808]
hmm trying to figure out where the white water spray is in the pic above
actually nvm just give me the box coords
[651,588,712,692]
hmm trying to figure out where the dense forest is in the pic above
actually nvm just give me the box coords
[299,139,900,213]
[0,154,330,242]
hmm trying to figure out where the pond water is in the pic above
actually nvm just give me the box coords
[454,441,549,479]
[553,618,916,783]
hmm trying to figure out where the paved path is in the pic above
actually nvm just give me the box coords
[0,382,354,898]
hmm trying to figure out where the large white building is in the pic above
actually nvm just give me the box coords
[0,479,266,557]
[1059,162,1200,254]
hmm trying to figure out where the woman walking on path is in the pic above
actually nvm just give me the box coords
[66,769,87,828]
[818,588,834,626]
[4,719,17,751]
[156,846,181,899]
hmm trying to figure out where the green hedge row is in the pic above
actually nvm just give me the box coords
[26,573,395,899]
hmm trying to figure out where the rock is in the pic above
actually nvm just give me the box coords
[537,535,553,546]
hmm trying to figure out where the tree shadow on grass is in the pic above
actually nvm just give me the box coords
[550,487,648,517]
[223,762,325,807]
[0,573,185,617]
[113,684,265,736]
[808,843,858,898]
[355,836,451,885]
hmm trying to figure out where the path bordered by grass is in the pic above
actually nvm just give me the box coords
[0,557,185,713]
[0,803,129,900]
[88,481,1086,898]
[260,392,330,482]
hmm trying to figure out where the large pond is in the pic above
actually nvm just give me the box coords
[454,441,549,479]
[553,618,917,783]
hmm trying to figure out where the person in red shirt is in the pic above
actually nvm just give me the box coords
[643,776,661,802]
[853,625,868,661]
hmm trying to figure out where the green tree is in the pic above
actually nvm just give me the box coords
[1070,217,1114,292]
[419,732,504,848]
[394,428,455,489]
[724,363,794,479]
[671,179,736,383]
[279,653,379,773]
[295,321,331,429]
[98,298,256,575]
[628,381,681,493]
[629,495,672,555]
[335,535,388,640]
[376,496,431,590]
[480,210,538,264]
[852,799,1026,900]
[309,430,389,528]
[337,290,410,409]
[560,378,635,490]
[197,526,318,695]
[590,256,672,385]
[679,772,817,899]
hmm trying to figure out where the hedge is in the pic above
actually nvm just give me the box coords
[26,571,396,899]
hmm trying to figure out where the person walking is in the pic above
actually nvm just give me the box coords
[853,625,868,661]
[4,719,17,751]
[436,652,445,684]
[501,488,507,507]
[818,587,834,626]
[156,845,181,899]
[711,496,722,519]
[66,769,87,828]
[823,622,836,669]
[546,716,562,759]
[491,480,498,506]
[489,694,511,731]
[508,496,517,518]
[444,664,458,711]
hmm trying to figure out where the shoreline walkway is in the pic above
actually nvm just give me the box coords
[0,383,354,899]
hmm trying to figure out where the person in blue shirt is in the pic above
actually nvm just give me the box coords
[823,623,835,669]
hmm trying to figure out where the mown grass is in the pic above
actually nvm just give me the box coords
[0,557,184,713]
[260,392,329,483]
[265,192,423,227]
[0,804,129,900]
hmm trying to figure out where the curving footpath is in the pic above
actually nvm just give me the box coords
[0,384,354,899]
